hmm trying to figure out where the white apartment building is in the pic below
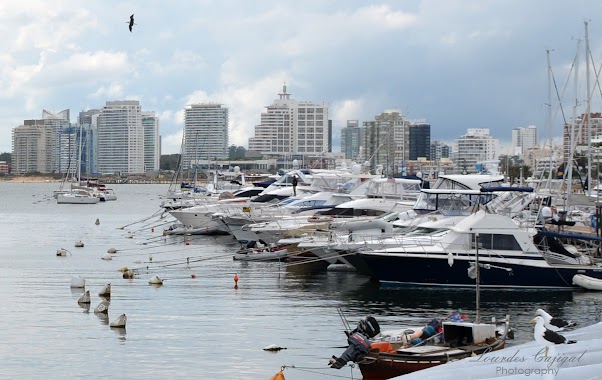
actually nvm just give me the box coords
[512,125,538,156]
[182,104,229,170]
[11,120,53,174]
[142,111,161,171]
[248,85,329,155]
[453,128,499,173]
[97,100,145,175]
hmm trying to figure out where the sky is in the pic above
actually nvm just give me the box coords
[1,1,602,155]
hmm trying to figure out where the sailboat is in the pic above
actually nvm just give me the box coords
[57,125,100,204]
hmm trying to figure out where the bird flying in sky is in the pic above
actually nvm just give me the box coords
[128,14,135,32]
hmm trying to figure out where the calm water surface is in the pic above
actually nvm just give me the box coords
[1,182,601,380]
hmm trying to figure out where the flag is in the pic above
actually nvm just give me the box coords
[269,370,285,380]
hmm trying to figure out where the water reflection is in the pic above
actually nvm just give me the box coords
[110,326,126,342]
[96,312,109,326]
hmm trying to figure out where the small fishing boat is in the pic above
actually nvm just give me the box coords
[330,314,510,380]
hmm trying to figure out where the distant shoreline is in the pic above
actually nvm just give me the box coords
[0,176,171,184]
[0,176,61,183]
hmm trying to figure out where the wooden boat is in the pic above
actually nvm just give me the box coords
[330,315,510,380]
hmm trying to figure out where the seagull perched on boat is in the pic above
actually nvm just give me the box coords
[535,308,577,332]
[127,14,136,32]
[531,316,576,356]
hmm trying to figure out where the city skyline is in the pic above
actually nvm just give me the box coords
[0,2,601,155]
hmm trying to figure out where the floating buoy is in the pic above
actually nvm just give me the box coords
[70,277,85,288]
[101,253,112,260]
[110,314,127,328]
[94,299,109,314]
[78,290,91,304]
[191,274,196,279]
[185,241,190,246]
[75,241,84,248]
[122,270,135,279]
[148,275,163,285]
[95,218,100,225]
[107,248,117,254]
[98,283,111,297]
[151,228,154,232]
[263,344,287,352]
[56,248,68,257]
[234,274,239,284]
[125,234,134,239]
[117,266,129,273]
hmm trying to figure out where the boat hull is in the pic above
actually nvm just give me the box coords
[347,251,602,289]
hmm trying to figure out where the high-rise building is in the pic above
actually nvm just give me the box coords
[97,100,144,175]
[182,104,229,170]
[512,125,538,156]
[142,111,161,172]
[42,109,73,174]
[563,112,602,163]
[11,119,53,174]
[362,110,409,175]
[453,128,499,173]
[409,121,431,160]
[248,85,329,156]
[78,109,101,176]
[341,120,363,160]
[430,141,451,161]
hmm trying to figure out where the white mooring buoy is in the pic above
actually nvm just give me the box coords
[101,253,112,260]
[98,283,111,297]
[148,275,163,285]
[263,344,287,352]
[70,277,86,288]
[110,314,127,328]
[107,247,117,254]
[94,299,109,314]
[78,290,91,304]
[75,241,84,248]
[56,248,68,257]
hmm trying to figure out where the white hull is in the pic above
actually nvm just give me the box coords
[57,194,100,204]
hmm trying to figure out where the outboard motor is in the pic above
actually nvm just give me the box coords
[330,332,371,369]
[330,316,380,369]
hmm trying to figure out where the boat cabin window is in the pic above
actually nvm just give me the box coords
[472,233,521,251]
[318,208,386,217]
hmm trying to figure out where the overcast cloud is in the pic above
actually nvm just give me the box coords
[1,1,601,154]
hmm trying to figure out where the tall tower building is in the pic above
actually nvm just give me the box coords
[248,85,329,155]
[409,122,431,160]
[43,109,73,174]
[182,104,229,170]
[12,119,53,174]
[78,109,101,175]
[430,141,451,161]
[453,128,499,173]
[512,125,538,156]
[97,100,144,175]
[341,120,363,160]
[363,110,409,175]
[142,111,161,172]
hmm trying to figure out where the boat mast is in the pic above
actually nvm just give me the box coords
[545,49,554,190]
[475,232,481,324]
[565,38,581,209]
[585,21,592,197]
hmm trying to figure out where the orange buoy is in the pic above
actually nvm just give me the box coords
[234,274,239,284]
[185,241,190,245]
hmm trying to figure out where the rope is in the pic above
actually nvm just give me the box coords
[281,364,356,379]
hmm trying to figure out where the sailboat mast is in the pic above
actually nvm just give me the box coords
[566,38,581,209]
[585,21,592,197]
[545,49,554,190]
[77,124,83,184]
[475,233,481,324]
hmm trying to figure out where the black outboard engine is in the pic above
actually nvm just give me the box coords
[330,332,371,369]
[330,316,380,369]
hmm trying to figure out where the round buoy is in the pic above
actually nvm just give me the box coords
[151,228,155,232]
[56,248,68,257]
[148,275,163,285]
[191,274,196,279]
[75,241,84,248]
[185,241,190,246]
[95,218,100,225]
[101,253,112,260]
[110,314,127,328]
[234,274,239,284]
[107,248,117,254]
[78,290,91,304]
[122,270,135,279]
[70,277,85,288]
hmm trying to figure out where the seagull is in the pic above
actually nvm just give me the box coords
[127,14,136,32]
[535,308,577,332]
[531,316,576,356]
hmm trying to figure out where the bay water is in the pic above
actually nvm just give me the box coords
[1,182,601,379]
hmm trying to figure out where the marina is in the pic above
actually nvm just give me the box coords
[2,182,602,379]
